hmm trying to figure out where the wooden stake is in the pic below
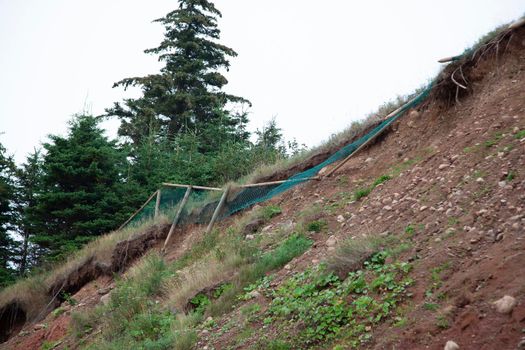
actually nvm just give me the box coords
[438,56,456,63]
[117,190,159,231]
[154,189,162,218]
[205,186,230,235]
[324,92,424,178]
[161,186,192,254]
[509,18,525,29]
[162,182,222,191]
[239,176,320,188]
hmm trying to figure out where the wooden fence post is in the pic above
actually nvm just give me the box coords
[117,190,159,231]
[154,189,162,218]
[161,186,192,254]
[205,185,230,235]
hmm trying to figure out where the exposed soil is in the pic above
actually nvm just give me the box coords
[2,22,525,350]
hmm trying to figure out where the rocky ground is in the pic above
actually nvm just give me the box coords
[2,23,525,350]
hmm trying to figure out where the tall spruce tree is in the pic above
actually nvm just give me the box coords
[106,0,249,148]
[14,150,45,274]
[34,115,135,260]
[0,141,17,286]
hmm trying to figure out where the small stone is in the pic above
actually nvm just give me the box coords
[493,295,517,314]
[420,206,428,212]
[100,293,111,306]
[262,225,273,233]
[365,157,374,163]
[470,238,479,244]
[438,164,449,170]
[327,246,336,252]
[444,340,460,350]
[435,237,442,243]
[311,259,320,264]
[498,181,506,188]
[97,287,111,295]
[445,228,456,235]
[248,290,261,299]
[326,236,337,247]
[518,337,525,349]
[245,234,255,240]
[476,177,484,183]
[336,215,345,223]
[284,264,292,270]
[33,324,45,331]
[383,205,393,211]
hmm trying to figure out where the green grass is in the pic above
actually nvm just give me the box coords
[353,174,393,201]
[306,219,327,233]
[515,129,525,139]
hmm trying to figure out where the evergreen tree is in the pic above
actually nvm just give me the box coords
[106,0,249,145]
[0,141,17,286]
[14,149,45,274]
[34,115,135,260]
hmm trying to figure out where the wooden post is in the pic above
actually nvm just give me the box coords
[239,176,320,188]
[117,190,159,231]
[161,186,192,254]
[324,92,425,178]
[162,182,222,191]
[154,189,162,218]
[205,185,230,235]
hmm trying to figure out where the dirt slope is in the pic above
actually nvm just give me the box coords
[2,24,525,350]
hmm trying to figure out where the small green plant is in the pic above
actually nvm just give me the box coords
[306,219,327,232]
[354,187,371,201]
[190,293,211,314]
[372,175,392,187]
[262,205,282,220]
[506,170,516,181]
[52,306,66,318]
[515,129,525,139]
[436,315,450,329]
[423,302,439,311]
[404,224,415,237]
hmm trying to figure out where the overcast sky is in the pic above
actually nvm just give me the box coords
[1,0,524,163]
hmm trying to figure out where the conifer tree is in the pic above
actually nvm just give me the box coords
[34,115,134,260]
[0,141,17,286]
[106,0,249,145]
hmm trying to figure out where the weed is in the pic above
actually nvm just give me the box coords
[506,170,516,182]
[404,224,415,237]
[306,219,327,232]
[372,175,392,187]
[436,315,450,329]
[353,188,371,201]
[262,205,282,220]
[515,129,525,139]
[423,302,439,311]
[266,252,413,346]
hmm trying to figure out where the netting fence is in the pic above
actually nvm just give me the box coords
[123,82,434,234]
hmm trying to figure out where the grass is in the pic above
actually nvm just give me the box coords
[352,174,392,201]
[0,215,169,321]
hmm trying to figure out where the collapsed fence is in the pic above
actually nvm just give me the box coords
[120,83,434,251]
[119,16,525,250]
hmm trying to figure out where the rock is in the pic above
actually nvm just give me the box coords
[336,215,345,223]
[97,287,111,295]
[518,337,525,349]
[284,264,292,270]
[476,177,484,183]
[420,206,428,212]
[261,225,273,233]
[327,246,336,252]
[365,157,374,163]
[493,295,517,314]
[498,181,506,188]
[444,340,460,350]
[311,259,320,264]
[409,109,420,118]
[383,205,393,211]
[407,120,415,128]
[245,234,255,240]
[33,324,45,331]
[248,290,261,299]
[445,227,456,235]
[438,164,449,170]
[278,220,294,232]
[326,236,337,247]
[100,293,111,306]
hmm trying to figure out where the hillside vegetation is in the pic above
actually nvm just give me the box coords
[1,7,525,350]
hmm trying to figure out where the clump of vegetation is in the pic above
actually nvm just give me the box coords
[262,205,283,220]
[306,219,327,233]
[353,174,392,201]
[264,252,413,347]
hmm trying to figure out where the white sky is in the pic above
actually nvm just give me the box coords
[1,0,524,163]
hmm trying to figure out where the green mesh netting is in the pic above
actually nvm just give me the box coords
[125,82,433,228]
